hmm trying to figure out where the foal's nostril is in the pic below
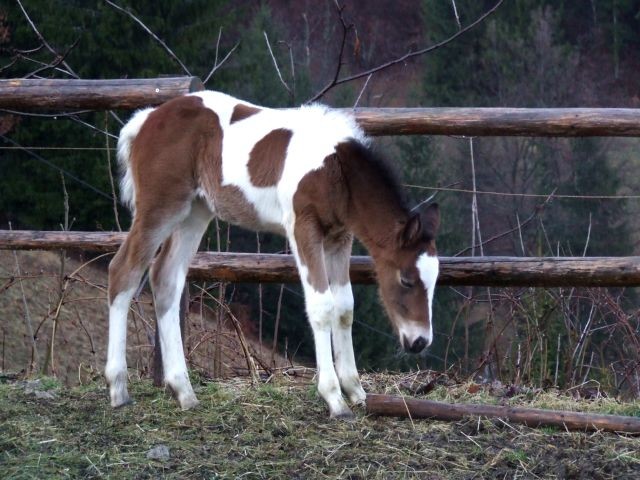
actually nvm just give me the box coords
[407,336,427,354]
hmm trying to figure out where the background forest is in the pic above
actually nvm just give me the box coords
[1,0,640,395]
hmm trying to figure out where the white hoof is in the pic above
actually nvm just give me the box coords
[346,385,367,406]
[165,371,198,410]
[178,392,200,411]
[106,369,131,408]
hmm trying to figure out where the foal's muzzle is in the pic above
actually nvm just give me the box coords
[403,335,429,354]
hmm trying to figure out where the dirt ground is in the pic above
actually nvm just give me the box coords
[1,371,639,479]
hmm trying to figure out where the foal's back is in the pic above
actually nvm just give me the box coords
[122,91,366,234]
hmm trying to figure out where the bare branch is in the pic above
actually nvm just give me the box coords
[410,180,462,212]
[352,74,372,109]
[308,0,354,104]
[451,0,462,30]
[104,0,191,76]
[279,40,296,99]
[308,0,504,102]
[454,188,556,257]
[203,28,240,84]
[11,54,75,78]
[25,37,81,79]
[263,31,292,97]
[0,57,20,75]
[16,0,80,78]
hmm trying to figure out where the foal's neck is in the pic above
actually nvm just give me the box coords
[337,141,409,255]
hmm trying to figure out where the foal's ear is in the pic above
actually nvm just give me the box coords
[420,203,440,240]
[401,212,422,247]
[400,203,440,247]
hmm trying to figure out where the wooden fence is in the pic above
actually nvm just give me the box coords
[2,77,640,287]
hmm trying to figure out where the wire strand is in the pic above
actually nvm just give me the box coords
[404,184,640,200]
[0,146,116,151]
[1,134,113,200]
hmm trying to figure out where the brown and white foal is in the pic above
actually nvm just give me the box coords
[106,91,440,418]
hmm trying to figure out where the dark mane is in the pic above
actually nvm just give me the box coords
[337,139,410,213]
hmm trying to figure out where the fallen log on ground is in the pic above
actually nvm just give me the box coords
[365,394,640,434]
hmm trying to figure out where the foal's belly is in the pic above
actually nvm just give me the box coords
[210,183,286,235]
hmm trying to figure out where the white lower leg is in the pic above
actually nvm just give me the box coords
[333,313,366,405]
[105,288,136,407]
[331,284,365,405]
[157,278,198,410]
[314,328,352,417]
[308,289,351,418]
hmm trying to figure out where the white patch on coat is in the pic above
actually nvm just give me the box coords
[117,107,154,211]
[191,91,367,234]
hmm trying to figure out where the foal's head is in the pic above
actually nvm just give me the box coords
[376,203,440,354]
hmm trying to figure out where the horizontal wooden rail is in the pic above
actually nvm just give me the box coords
[2,230,640,287]
[0,77,204,111]
[366,394,640,433]
[351,107,640,137]
[1,78,640,136]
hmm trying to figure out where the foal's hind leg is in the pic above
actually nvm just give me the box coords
[326,235,366,406]
[106,218,176,407]
[150,199,212,410]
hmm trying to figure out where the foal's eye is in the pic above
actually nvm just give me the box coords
[399,276,414,289]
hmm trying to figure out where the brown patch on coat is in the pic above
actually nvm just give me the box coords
[292,153,350,292]
[230,104,262,123]
[110,95,271,304]
[248,128,293,187]
[110,96,216,304]
[194,101,277,232]
[324,230,354,287]
[293,218,329,293]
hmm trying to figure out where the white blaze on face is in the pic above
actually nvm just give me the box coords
[416,253,440,344]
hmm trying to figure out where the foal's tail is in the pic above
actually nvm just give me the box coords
[116,108,154,213]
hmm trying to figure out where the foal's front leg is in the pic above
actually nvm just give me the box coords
[325,239,366,405]
[330,282,366,406]
[303,286,353,418]
[289,224,352,418]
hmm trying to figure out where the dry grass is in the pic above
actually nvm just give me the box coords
[1,372,639,479]
[0,250,291,385]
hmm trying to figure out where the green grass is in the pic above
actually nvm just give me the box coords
[1,374,639,479]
